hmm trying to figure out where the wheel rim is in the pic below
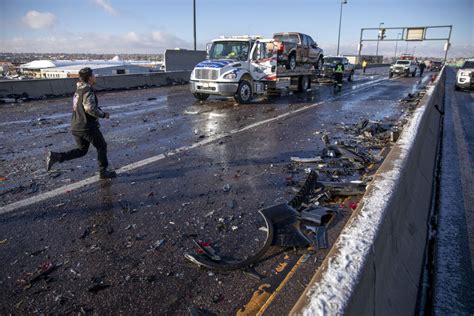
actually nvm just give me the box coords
[290,57,296,69]
[240,84,250,101]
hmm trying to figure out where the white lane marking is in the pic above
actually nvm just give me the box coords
[0,78,390,215]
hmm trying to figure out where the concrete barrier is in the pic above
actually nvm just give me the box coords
[164,49,206,72]
[0,71,191,99]
[291,68,446,315]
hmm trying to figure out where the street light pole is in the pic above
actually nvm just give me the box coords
[193,0,196,51]
[394,32,401,60]
[336,0,347,56]
[375,22,384,56]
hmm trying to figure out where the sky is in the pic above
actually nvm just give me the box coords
[1,0,473,57]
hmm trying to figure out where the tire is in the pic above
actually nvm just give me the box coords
[286,54,297,70]
[314,57,323,71]
[347,71,353,82]
[405,70,410,77]
[297,76,310,92]
[193,93,209,101]
[455,85,460,91]
[389,72,393,78]
[234,80,253,104]
[412,69,416,77]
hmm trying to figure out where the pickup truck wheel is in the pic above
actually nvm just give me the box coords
[412,69,416,77]
[389,72,393,78]
[316,57,323,71]
[234,80,253,104]
[455,85,460,91]
[287,54,297,70]
[193,93,209,101]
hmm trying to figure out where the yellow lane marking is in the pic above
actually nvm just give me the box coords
[236,284,271,316]
[256,254,309,316]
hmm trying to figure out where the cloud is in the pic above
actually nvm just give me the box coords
[21,10,57,29]
[0,31,192,54]
[93,0,117,15]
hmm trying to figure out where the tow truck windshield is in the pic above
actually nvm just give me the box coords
[209,41,250,61]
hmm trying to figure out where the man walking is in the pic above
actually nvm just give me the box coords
[419,61,426,77]
[46,67,116,179]
[334,60,345,93]
[362,59,368,74]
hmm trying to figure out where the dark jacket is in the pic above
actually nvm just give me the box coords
[71,82,105,131]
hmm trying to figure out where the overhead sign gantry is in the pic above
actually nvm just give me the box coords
[357,25,453,63]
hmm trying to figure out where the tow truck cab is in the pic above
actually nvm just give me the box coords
[190,36,277,103]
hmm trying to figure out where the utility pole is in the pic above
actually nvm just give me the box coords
[394,32,401,60]
[193,0,196,51]
[336,0,347,56]
[375,22,384,56]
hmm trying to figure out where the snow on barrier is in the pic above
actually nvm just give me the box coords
[291,69,446,316]
[0,71,191,99]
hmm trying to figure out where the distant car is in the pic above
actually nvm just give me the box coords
[272,32,324,70]
[430,61,443,72]
[389,60,417,77]
[455,60,474,91]
[321,56,355,81]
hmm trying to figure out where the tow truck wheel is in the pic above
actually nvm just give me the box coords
[297,76,310,92]
[287,54,297,70]
[193,93,209,101]
[234,80,253,104]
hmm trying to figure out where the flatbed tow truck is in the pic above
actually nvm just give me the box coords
[190,36,321,104]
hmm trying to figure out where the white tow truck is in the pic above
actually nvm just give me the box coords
[190,36,317,104]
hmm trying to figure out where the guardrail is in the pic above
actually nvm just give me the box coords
[291,68,446,315]
[0,71,191,100]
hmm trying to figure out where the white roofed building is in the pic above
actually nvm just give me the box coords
[40,63,150,79]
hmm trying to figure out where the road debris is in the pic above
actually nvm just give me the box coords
[88,277,110,294]
[17,260,59,290]
[290,156,323,163]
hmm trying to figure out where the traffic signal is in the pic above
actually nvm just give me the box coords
[379,28,386,40]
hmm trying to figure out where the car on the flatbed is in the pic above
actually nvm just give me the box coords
[389,59,417,77]
[455,59,474,91]
[320,56,355,81]
[272,32,324,71]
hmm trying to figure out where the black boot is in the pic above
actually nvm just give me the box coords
[100,169,117,179]
[46,151,61,171]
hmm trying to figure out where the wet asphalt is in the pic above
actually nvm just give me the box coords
[0,67,429,315]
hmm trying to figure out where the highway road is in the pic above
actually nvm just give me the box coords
[0,67,431,314]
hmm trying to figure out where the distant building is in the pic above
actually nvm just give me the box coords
[19,59,157,78]
[40,63,150,79]
[0,62,14,75]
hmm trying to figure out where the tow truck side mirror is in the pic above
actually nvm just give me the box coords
[206,43,212,55]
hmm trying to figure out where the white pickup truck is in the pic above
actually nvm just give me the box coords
[190,36,316,104]
[389,60,418,77]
